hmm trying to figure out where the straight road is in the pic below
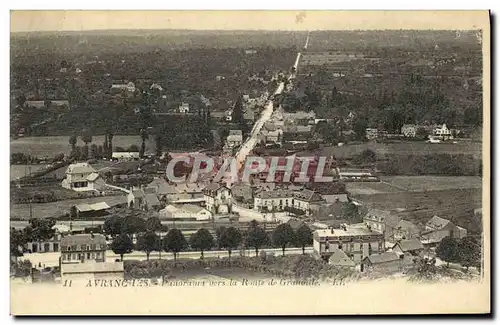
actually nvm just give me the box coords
[22,247,314,268]
[235,35,308,169]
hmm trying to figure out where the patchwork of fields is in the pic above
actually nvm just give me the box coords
[322,141,482,159]
[10,195,127,220]
[10,135,156,158]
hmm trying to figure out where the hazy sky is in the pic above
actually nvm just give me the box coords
[10,10,487,33]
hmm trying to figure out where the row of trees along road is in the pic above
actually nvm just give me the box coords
[10,218,57,262]
[105,217,313,263]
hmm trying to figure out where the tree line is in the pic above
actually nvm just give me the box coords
[104,216,313,262]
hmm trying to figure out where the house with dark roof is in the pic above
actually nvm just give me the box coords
[60,234,107,264]
[203,183,232,214]
[361,252,402,273]
[231,183,254,205]
[328,249,356,267]
[392,239,425,257]
[293,189,324,216]
[424,216,467,240]
[363,208,401,240]
[394,219,422,241]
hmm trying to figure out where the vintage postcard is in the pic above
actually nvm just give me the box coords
[9,10,490,315]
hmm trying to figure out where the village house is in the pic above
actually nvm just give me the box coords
[433,124,453,140]
[365,128,379,140]
[160,204,212,221]
[111,152,140,161]
[168,183,205,204]
[111,81,136,93]
[25,100,70,110]
[328,248,356,268]
[203,183,232,214]
[363,208,401,240]
[27,233,62,253]
[393,219,421,241]
[293,189,325,216]
[231,183,254,206]
[61,163,105,193]
[60,234,124,280]
[391,239,425,258]
[225,130,243,149]
[361,252,413,273]
[424,216,467,239]
[178,102,190,113]
[420,216,468,247]
[313,224,385,263]
[127,189,161,211]
[401,124,417,137]
[253,189,295,212]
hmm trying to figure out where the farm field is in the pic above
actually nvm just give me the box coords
[380,176,483,192]
[10,135,156,158]
[352,188,482,234]
[10,165,47,181]
[346,182,402,195]
[322,141,482,159]
[10,195,127,220]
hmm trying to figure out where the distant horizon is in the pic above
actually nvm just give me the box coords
[10,11,486,33]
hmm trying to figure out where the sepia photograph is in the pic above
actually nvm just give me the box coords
[8,10,490,315]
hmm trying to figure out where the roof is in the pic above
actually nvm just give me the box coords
[181,204,207,214]
[231,184,254,201]
[420,230,451,244]
[130,189,146,198]
[75,203,93,213]
[229,130,242,136]
[145,193,161,207]
[227,134,243,142]
[397,219,420,232]
[394,239,424,252]
[425,215,451,230]
[86,172,100,182]
[112,152,140,159]
[89,202,110,211]
[61,261,124,275]
[328,249,356,267]
[66,163,96,175]
[364,252,400,264]
[255,189,294,199]
[293,189,323,202]
[323,194,349,204]
[315,224,382,238]
[60,234,107,247]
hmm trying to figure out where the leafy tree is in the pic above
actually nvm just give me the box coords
[81,130,93,145]
[436,236,460,267]
[458,236,481,271]
[140,128,149,158]
[137,231,159,260]
[272,223,295,256]
[352,115,369,141]
[108,132,114,157]
[415,257,438,280]
[70,205,78,220]
[353,149,376,165]
[341,202,359,224]
[10,227,26,261]
[232,95,245,129]
[23,218,56,242]
[103,215,123,237]
[145,217,162,232]
[245,220,268,256]
[81,145,89,160]
[295,224,313,254]
[121,216,146,235]
[315,121,339,144]
[90,144,98,159]
[163,228,188,263]
[69,134,77,152]
[155,134,163,158]
[215,226,227,249]
[111,233,133,261]
[128,144,140,152]
[189,228,215,258]
[218,227,242,259]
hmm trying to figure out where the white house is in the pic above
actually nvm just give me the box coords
[112,152,140,161]
[111,81,136,93]
[178,102,190,113]
[160,204,212,221]
[225,130,243,149]
[433,124,453,140]
[203,183,232,214]
[253,189,295,212]
[61,163,105,192]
